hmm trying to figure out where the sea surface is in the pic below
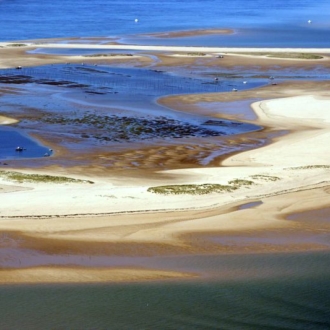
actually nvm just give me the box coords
[0,0,329,47]
[1,1,330,329]
[0,252,330,329]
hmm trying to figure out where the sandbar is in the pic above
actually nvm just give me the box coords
[142,28,233,38]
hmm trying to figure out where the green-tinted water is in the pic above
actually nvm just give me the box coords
[1,251,329,329]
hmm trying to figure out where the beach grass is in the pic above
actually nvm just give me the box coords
[228,179,254,186]
[251,174,280,181]
[267,53,323,59]
[287,165,330,170]
[186,52,207,56]
[0,170,94,184]
[148,183,237,195]
[148,178,256,195]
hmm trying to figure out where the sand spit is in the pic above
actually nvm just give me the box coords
[0,44,152,69]
[0,267,195,284]
[0,115,18,125]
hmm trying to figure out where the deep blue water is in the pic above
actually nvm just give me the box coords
[0,0,329,47]
[0,127,49,160]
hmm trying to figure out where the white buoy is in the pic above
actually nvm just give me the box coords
[135,18,139,23]
[308,20,312,24]
[243,81,247,84]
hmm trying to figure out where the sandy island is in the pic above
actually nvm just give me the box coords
[1,32,330,284]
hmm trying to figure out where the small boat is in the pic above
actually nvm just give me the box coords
[15,146,23,152]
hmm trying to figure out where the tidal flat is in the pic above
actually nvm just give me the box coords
[1,30,330,329]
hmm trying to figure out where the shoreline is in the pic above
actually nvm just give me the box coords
[1,36,330,284]
[3,42,330,54]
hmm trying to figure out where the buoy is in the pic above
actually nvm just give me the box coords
[308,20,312,24]
[243,81,247,84]
[134,18,138,23]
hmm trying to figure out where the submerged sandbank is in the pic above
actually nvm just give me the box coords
[142,28,233,38]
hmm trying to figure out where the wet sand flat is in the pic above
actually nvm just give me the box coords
[1,34,330,284]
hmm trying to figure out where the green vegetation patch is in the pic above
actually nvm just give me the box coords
[0,170,94,184]
[229,52,323,60]
[267,53,323,60]
[148,183,237,195]
[287,165,330,170]
[251,175,280,181]
[186,52,207,56]
[149,178,259,195]
[228,179,254,186]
